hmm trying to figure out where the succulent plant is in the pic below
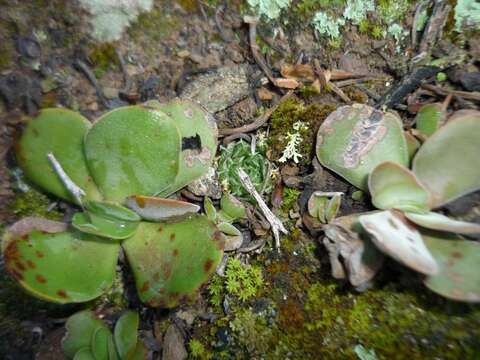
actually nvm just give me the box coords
[217,140,272,202]
[413,103,446,139]
[62,310,146,359]
[316,104,409,191]
[204,193,247,252]
[2,100,225,307]
[316,106,480,302]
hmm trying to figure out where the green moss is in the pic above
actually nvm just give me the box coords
[200,226,480,359]
[88,43,119,79]
[280,187,300,213]
[377,0,412,26]
[90,270,126,310]
[370,24,384,39]
[271,279,480,359]
[294,0,346,23]
[343,86,369,103]
[128,4,179,44]
[359,19,371,34]
[0,20,14,71]
[297,85,320,99]
[189,339,213,359]
[268,99,336,166]
[9,188,62,220]
[229,308,275,356]
[208,258,263,306]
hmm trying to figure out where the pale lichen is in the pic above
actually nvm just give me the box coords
[79,0,154,42]
[279,121,308,163]
[454,0,480,32]
[312,11,345,39]
[247,0,291,20]
[343,0,375,25]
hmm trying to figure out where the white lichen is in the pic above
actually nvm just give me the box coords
[343,0,375,25]
[387,23,408,51]
[247,0,291,20]
[454,0,480,32]
[312,12,345,40]
[279,121,308,163]
[79,0,154,42]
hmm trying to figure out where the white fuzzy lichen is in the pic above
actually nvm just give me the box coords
[247,0,291,20]
[343,0,375,25]
[79,0,154,42]
[387,23,408,51]
[454,0,480,32]
[279,121,308,163]
[312,12,345,40]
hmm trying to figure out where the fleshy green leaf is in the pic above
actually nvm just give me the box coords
[125,195,199,221]
[85,200,141,222]
[325,194,342,223]
[91,327,112,360]
[358,210,438,275]
[2,218,119,304]
[307,193,328,222]
[218,222,241,236]
[220,193,246,221]
[415,103,445,138]
[114,311,139,360]
[107,334,119,360]
[368,161,431,212]
[73,348,96,360]
[216,210,234,224]
[404,131,420,161]
[16,108,102,204]
[404,212,480,234]
[203,196,217,222]
[424,232,480,302]
[72,212,139,240]
[62,310,108,358]
[316,104,409,191]
[129,340,148,360]
[150,99,218,195]
[412,110,480,207]
[122,215,224,307]
[84,105,181,202]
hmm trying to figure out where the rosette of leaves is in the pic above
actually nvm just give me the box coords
[204,193,247,251]
[62,310,145,360]
[2,100,224,308]
[315,105,480,302]
[217,140,272,202]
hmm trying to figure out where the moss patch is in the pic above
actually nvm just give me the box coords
[9,188,62,220]
[192,226,480,359]
[268,98,337,166]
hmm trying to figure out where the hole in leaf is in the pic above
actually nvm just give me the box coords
[182,134,202,152]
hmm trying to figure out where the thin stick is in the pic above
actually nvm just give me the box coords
[237,168,287,248]
[244,15,276,85]
[219,91,294,136]
[47,153,85,205]
[421,84,480,102]
[74,59,111,109]
[334,77,386,88]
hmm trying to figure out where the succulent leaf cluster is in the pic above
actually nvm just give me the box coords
[2,100,224,308]
[217,140,272,202]
[62,310,145,360]
[315,104,480,302]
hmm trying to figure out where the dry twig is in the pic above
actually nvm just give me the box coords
[218,90,294,136]
[421,84,480,102]
[237,168,287,249]
[244,15,276,85]
[74,59,111,109]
